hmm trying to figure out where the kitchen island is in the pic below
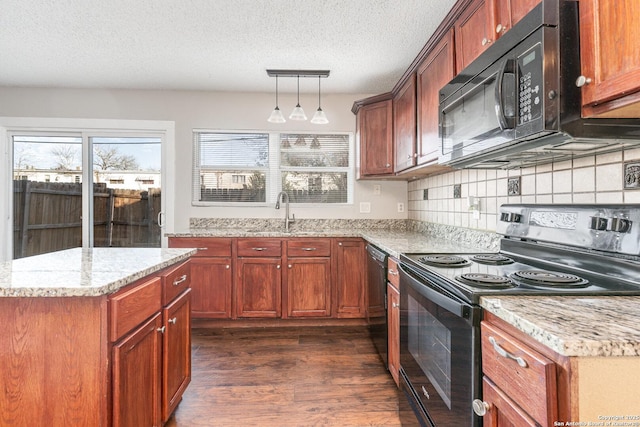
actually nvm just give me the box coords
[481,296,640,425]
[0,247,196,427]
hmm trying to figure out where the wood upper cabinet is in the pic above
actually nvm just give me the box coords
[333,238,366,318]
[417,28,456,165]
[387,280,400,387]
[236,239,283,318]
[162,289,191,422]
[169,237,233,319]
[579,0,640,117]
[393,74,417,172]
[454,0,495,71]
[493,0,540,38]
[112,312,163,427]
[284,239,332,318]
[357,99,394,176]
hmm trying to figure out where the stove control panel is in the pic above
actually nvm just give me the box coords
[500,212,522,223]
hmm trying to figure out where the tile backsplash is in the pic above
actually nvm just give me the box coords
[408,147,640,232]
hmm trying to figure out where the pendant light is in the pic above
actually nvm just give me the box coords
[310,75,329,124]
[289,75,307,121]
[267,75,286,123]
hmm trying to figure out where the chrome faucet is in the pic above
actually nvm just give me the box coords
[275,191,295,232]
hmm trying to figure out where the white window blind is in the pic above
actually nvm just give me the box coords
[193,132,269,204]
[279,133,351,204]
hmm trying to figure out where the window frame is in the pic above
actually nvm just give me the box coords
[192,130,355,207]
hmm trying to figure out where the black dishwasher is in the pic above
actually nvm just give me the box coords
[366,244,388,368]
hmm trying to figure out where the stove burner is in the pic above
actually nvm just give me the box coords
[455,273,515,289]
[511,270,589,288]
[470,254,514,265]
[418,255,470,268]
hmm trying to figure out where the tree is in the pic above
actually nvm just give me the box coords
[93,145,139,170]
[51,144,79,170]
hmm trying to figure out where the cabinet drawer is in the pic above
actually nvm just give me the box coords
[169,237,232,257]
[110,276,162,342]
[387,257,400,288]
[287,239,331,257]
[481,321,557,425]
[237,239,282,257]
[161,260,191,305]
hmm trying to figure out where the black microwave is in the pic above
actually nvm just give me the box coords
[438,0,640,169]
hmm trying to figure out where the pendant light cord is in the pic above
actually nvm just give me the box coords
[297,75,300,105]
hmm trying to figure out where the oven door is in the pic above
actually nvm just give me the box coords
[399,263,481,427]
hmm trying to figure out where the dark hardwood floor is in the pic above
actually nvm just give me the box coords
[165,325,420,426]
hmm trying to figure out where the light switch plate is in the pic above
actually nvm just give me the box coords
[359,202,371,213]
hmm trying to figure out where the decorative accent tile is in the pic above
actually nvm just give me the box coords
[624,162,640,189]
[423,189,429,200]
[507,177,521,195]
[453,184,461,198]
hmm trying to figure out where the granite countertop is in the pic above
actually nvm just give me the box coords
[0,247,197,297]
[481,296,640,357]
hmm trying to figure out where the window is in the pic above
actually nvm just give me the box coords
[193,132,269,203]
[192,131,353,205]
[279,134,350,204]
[109,178,125,184]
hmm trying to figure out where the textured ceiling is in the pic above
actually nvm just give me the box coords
[0,0,457,94]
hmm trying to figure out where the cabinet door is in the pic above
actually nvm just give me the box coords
[162,289,191,422]
[494,0,539,38]
[579,0,640,117]
[236,257,282,318]
[285,257,331,317]
[393,74,417,172]
[481,377,538,427]
[417,28,455,165]
[333,239,366,318]
[189,257,232,318]
[455,0,495,71]
[112,312,162,427]
[359,100,394,176]
[387,283,400,386]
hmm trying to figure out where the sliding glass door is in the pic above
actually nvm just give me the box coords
[11,132,163,259]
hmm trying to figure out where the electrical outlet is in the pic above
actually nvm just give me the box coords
[373,184,381,195]
[397,202,405,213]
[359,202,371,213]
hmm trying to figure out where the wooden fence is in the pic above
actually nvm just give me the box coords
[13,180,161,259]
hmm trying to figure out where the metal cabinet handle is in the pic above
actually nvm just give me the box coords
[481,37,492,46]
[168,317,177,324]
[157,326,166,333]
[472,399,490,416]
[338,242,343,246]
[198,247,208,251]
[301,247,316,251]
[173,274,187,286]
[276,265,281,269]
[496,23,506,34]
[385,163,391,168]
[252,247,267,251]
[288,264,292,269]
[392,302,399,308]
[576,75,592,87]
[225,265,230,269]
[388,269,398,276]
[489,336,528,368]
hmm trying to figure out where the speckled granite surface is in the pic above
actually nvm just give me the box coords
[0,247,196,297]
[169,218,501,257]
[481,296,640,357]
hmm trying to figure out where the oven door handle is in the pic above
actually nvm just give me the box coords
[399,264,471,319]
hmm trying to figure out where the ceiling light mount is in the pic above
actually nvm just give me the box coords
[266,69,330,124]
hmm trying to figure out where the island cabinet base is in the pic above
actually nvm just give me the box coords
[0,296,109,426]
[0,259,192,427]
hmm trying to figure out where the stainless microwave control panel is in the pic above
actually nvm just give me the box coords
[517,43,542,125]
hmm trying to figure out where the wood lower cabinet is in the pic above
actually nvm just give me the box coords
[162,289,191,421]
[112,313,163,427]
[285,239,332,318]
[168,237,232,318]
[579,0,640,117]
[480,377,538,427]
[387,282,400,386]
[237,256,282,318]
[333,238,366,318]
[357,98,394,176]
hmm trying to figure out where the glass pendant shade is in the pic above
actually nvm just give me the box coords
[268,106,286,123]
[310,108,328,124]
[267,75,286,123]
[289,75,307,120]
[289,104,307,121]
